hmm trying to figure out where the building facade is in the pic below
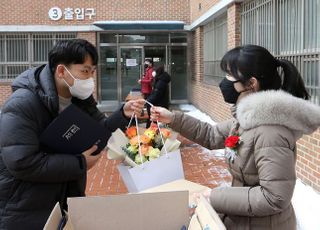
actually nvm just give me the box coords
[0,0,319,191]
[0,0,191,110]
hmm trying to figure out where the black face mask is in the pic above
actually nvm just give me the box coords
[144,64,149,68]
[219,78,241,104]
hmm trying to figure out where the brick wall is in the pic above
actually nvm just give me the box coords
[227,3,241,48]
[189,2,242,122]
[189,26,231,121]
[190,0,221,22]
[0,0,190,25]
[296,131,320,191]
[0,85,12,107]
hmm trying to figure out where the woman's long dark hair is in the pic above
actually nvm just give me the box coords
[155,63,165,76]
[220,45,309,100]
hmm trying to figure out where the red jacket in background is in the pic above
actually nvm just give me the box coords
[141,67,154,94]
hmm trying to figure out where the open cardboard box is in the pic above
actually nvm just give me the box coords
[44,191,189,230]
[44,180,226,230]
[141,179,226,230]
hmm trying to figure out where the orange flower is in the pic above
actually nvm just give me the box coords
[160,128,171,139]
[140,135,151,144]
[140,144,150,155]
[149,122,158,131]
[129,136,139,146]
[129,135,151,146]
[126,127,137,138]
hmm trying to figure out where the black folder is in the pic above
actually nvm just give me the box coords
[40,104,107,155]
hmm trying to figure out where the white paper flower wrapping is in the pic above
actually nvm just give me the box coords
[107,127,181,167]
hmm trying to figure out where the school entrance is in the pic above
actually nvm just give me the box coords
[97,32,189,110]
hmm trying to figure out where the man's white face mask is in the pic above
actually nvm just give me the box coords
[63,66,94,100]
[152,71,156,77]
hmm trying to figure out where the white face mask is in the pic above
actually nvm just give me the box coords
[152,71,156,77]
[63,66,94,100]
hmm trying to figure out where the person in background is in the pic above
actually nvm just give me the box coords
[145,63,171,127]
[151,45,320,230]
[0,39,144,229]
[138,58,154,98]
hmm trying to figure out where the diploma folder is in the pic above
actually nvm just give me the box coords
[40,104,107,155]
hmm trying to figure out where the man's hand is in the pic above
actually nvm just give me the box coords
[123,99,145,118]
[82,145,104,170]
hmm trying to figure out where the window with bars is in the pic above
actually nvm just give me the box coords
[0,33,76,81]
[241,0,320,104]
[203,13,228,85]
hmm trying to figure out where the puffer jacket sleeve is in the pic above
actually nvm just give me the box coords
[0,95,86,183]
[170,111,232,150]
[102,106,129,135]
[210,125,296,216]
[73,95,129,140]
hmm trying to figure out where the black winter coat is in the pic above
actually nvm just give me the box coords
[0,65,128,229]
[146,72,171,108]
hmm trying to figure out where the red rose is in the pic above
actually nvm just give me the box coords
[225,135,240,148]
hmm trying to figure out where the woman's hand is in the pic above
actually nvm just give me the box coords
[82,145,104,170]
[123,99,145,118]
[150,106,174,124]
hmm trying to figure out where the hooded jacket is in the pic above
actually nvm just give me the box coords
[147,72,171,108]
[169,90,320,230]
[0,64,128,229]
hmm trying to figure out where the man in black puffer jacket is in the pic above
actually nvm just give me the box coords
[0,39,144,229]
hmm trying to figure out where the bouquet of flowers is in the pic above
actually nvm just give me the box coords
[107,122,181,167]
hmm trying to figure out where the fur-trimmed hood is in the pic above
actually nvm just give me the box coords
[237,90,320,134]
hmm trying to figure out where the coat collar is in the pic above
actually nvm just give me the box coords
[12,64,59,116]
[236,90,320,135]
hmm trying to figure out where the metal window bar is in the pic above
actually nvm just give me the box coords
[0,33,76,81]
[241,0,320,105]
[203,13,228,85]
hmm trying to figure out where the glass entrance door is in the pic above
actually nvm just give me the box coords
[100,46,117,101]
[170,46,188,102]
[120,47,143,101]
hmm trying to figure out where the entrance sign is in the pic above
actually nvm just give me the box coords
[48,7,62,21]
[48,7,96,21]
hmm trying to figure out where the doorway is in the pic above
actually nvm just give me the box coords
[99,42,188,106]
[120,47,143,101]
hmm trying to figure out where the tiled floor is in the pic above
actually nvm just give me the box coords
[86,135,232,196]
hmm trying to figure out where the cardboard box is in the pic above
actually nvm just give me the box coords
[141,179,208,205]
[44,191,189,230]
[141,179,226,230]
[188,195,226,230]
[45,180,226,230]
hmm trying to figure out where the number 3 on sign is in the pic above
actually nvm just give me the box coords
[48,7,62,21]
